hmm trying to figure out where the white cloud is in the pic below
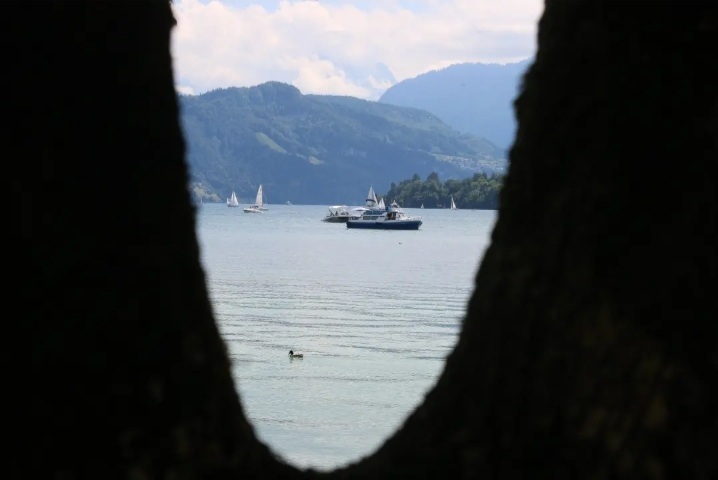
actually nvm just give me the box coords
[171,0,543,100]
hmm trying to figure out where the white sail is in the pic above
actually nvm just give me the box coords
[256,184,270,210]
[450,195,457,210]
[227,191,239,207]
[365,186,378,207]
[378,197,385,209]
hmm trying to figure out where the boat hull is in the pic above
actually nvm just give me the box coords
[346,220,422,230]
[322,215,349,223]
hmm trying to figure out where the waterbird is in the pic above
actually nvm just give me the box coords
[289,350,304,358]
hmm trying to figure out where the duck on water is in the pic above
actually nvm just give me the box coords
[289,350,304,358]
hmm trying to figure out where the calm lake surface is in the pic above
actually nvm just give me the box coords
[196,203,497,471]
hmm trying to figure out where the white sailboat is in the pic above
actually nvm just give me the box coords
[227,191,239,207]
[378,197,385,209]
[450,195,457,210]
[243,184,266,213]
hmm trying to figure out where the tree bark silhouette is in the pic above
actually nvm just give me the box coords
[9,1,716,479]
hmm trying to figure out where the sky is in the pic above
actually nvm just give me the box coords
[170,0,544,100]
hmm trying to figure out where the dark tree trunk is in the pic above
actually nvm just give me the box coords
[8,1,716,479]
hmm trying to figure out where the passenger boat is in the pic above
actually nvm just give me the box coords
[346,199,422,230]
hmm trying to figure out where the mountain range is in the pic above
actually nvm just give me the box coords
[180,60,530,205]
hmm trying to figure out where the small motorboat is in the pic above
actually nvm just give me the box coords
[321,205,351,223]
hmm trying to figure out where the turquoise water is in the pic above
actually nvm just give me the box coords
[196,203,496,471]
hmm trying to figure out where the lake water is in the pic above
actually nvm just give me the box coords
[196,203,497,471]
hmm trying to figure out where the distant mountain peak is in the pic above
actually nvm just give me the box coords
[379,59,533,150]
[252,81,301,94]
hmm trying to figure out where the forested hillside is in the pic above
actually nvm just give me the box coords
[179,81,507,205]
[384,172,502,209]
